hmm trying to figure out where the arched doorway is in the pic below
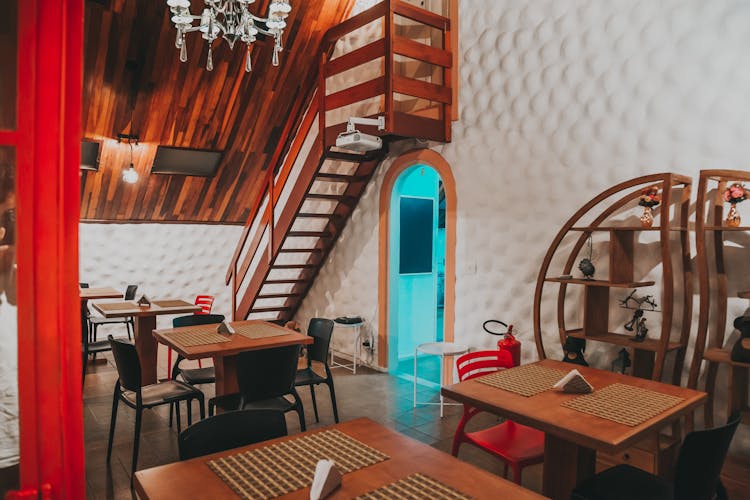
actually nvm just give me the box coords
[378,149,456,386]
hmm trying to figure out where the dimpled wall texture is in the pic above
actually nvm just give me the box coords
[79,223,242,328]
[295,0,750,415]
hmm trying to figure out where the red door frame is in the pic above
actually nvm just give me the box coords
[2,0,85,498]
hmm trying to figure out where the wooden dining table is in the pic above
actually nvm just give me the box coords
[441,359,706,500]
[153,319,313,396]
[134,417,547,499]
[91,299,201,384]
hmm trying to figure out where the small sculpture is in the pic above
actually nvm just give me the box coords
[578,234,595,280]
[620,290,657,343]
[611,348,632,374]
[562,336,588,366]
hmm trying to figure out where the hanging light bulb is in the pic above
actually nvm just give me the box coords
[122,141,139,184]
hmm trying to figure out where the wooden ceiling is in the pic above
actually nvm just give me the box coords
[81,0,353,223]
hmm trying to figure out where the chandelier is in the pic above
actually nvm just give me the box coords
[166,0,292,72]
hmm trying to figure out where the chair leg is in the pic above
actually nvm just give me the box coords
[127,320,133,341]
[197,395,205,420]
[186,399,193,427]
[208,399,215,417]
[510,463,522,485]
[175,402,182,434]
[326,379,339,424]
[131,408,142,479]
[106,386,119,464]
[169,403,174,428]
[292,391,306,432]
[309,385,319,423]
[167,348,172,381]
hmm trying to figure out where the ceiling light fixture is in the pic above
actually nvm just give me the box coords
[118,134,140,184]
[166,0,292,72]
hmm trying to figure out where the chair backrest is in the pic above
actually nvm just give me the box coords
[194,295,215,315]
[307,318,335,364]
[173,313,225,328]
[672,412,741,500]
[456,350,514,382]
[236,344,301,401]
[178,409,288,461]
[124,284,138,300]
[108,336,142,392]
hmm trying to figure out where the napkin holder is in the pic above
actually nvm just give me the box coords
[217,320,236,335]
[553,369,593,394]
[309,460,341,500]
[137,295,151,308]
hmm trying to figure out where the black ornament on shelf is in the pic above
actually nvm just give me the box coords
[578,234,595,280]
[611,348,632,374]
[562,336,588,366]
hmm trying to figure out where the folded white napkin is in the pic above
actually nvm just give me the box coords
[217,321,235,335]
[553,369,593,394]
[309,459,342,500]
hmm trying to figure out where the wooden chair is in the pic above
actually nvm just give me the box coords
[106,336,204,479]
[451,350,545,484]
[209,344,306,431]
[178,409,287,461]
[572,412,741,500]
[294,318,339,423]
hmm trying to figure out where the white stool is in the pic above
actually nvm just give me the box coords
[329,320,364,374]
[413,341,469,417]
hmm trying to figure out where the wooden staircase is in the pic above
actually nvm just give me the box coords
[226,1,453,322]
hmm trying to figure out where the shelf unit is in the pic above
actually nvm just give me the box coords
[533,173,693,383]
[687,169,750,427]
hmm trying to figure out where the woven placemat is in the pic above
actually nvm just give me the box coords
[562,383,684,426]
[475,364,567,397]
[233,323,290,340]
[355,473,472,500]
[95,301,138,312]
[162,327,230,348]
[207,430,388,499]
[152,299,193,308]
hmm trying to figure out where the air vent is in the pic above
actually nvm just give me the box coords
[80,140,101,171]
[151,146,223,177]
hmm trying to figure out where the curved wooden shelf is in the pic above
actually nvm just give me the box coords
[545,278,655,288]
[739,290,750,299]
[533,173,693,383]
[688,169,750,427]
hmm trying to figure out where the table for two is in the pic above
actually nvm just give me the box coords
[442,359,706,500]
[134,418,546,499]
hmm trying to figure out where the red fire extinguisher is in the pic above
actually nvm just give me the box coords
[483,320,521,367]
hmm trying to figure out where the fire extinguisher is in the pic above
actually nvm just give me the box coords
[483,320,521,367]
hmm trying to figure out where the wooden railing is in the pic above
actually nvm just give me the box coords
[320,0,453,148]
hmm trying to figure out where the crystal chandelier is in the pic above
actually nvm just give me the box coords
[166,0,292,72]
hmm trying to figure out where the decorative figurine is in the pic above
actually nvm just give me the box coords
[562,336,588,366]
[731,316,750,363]
[638,186,661,228]
[578,234,596,280]
[611,348,632,374]
[723,182,746,227]
[620,289,657,343]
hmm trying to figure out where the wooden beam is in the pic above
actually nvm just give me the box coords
[325,77,386,110]
[325,38,386,77]
[393,37,452,67]
[393,75,452,104]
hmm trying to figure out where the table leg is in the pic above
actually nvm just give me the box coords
[413,347,418,408]
[439,356,444,418]
[213,355,239,397]
[134,315,158,385]
[543,434,595,500]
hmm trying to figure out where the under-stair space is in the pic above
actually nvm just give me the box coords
[226,0,454,323]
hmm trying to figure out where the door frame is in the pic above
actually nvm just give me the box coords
[377,149,456,381]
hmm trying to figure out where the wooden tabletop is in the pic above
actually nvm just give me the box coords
[153,320,313,360]
[79,287,122,300]
[91,299,201,318]
[134,418,547,500]
[442,359,706,455]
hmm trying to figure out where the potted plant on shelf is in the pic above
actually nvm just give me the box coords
[723,182,746,227]
[638,186,661,228]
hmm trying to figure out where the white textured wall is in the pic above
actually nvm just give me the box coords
[79,223,242,328]
[295,0,750,449]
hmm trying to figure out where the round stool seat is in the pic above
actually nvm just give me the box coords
[417,342,469,357]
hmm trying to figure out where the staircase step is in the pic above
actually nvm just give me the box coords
[315,172,368,182]
[257,293,302,299]
[297,212,340,219]
[271,264,317,270]
[287,231,333,238]
[325,150,377,162]
[250,306,292,313]
[264,279,309,284]
[305,193,357,203]
[278,248,323,254]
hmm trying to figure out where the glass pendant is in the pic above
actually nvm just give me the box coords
[206,44,214,71]
[272,45,279,66]
[175,29,183,49]
[245,49,252,73]
[180,37,188,62]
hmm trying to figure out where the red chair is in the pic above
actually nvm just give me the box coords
[166,295,215,379]
[451,350,545,484]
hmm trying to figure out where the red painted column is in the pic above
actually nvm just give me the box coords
[10,0,85,498]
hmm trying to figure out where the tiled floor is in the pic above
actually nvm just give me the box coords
[83,350,749,499]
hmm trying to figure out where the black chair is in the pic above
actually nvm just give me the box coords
[294,318,339,423]
[106,336,205,478]
[81,294,111,384]
[90,284,138,341]
[572,412,741,500]
[208,344,306,431]
[178,409,287,461]
[168,313,224,426]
